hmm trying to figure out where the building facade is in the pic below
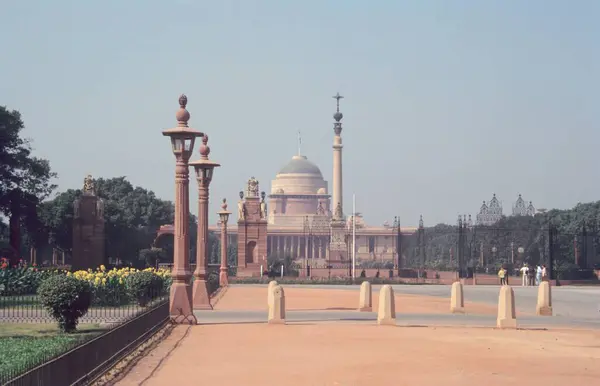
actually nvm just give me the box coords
[476,194,503,226]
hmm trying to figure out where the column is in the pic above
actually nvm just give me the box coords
[193,180,211,310]
[170,155,193,318]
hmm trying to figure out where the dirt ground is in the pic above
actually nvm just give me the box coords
[215,286,501,315]
[117,324,600,386]
[115,286,580,386]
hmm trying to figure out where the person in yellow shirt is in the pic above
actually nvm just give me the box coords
[498,267,506,285]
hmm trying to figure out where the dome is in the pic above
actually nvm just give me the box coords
[277,155,323,177]
[271,155,328,195]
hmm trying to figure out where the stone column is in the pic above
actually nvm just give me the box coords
[219,200,230,287]
[190,135,220,310]
[171,153,193,316]
[192,177,211,309]
[332,93,344,219]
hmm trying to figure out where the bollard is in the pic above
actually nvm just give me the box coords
[496,285,517,329]
[260,265,263,277]
[281,265,284,278]
[358,281,372,312]
[268,285,285,324]
[450,281,465,314]
[536,281,553,316]
[267,280,278,308]
[377,285,396,325]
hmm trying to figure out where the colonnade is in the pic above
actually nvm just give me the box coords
[267,235,329,260]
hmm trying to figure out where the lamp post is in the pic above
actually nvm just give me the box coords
[218,198,231,286]
[189,135,220,310]
[162,94,203,322]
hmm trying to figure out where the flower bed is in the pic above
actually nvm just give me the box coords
[0,258,65,295]
[71,266,171,306]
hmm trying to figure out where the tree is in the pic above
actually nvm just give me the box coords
[0,106,56,264]
[139,247,167,267]
[40,177,177,266]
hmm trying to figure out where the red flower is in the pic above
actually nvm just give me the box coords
[1,262,7,269]
[32,263,37,267]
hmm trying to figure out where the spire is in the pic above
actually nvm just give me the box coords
[333,92,344,135]
[297,130,302,156]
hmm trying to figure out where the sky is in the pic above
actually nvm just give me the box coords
[1,0,599,227]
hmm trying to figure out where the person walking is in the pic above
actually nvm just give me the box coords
[520,264,529,286]
[541,265,547,281]
[528,264,535,286]
[498,267,506,285]
[536,265,543,286]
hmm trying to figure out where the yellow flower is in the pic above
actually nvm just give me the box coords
[100,264,106,271]
[94,277,101,285]
[101,278,107,285]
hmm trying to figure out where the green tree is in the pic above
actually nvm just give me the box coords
[0,106,56,264]
[39,177,178,266]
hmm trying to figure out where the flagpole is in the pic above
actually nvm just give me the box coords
[352,193,356,279]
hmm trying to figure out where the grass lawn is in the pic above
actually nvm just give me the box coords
[0,323,106,382]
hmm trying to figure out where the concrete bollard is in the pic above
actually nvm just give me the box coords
[450,281,465,314]
[268,285,285,324]
[496,285,517,329]
[358,281,372,312]
[536,281,553,316]
[377,285,396,325]
[267,280,278,308]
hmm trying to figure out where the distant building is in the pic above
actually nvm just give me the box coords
[512,194,535,217]
[476,194,503,226]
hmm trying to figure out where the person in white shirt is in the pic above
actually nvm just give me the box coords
[536,265,543,285]
[520,264,529,286]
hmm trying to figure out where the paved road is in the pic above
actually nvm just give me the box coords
[215,284,600,328]
[195,309,600,329]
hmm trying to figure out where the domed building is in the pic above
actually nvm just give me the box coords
[204,94,417,275]
[268,155,331,227]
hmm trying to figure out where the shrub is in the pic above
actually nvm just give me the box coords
[37,275,92,333]
[126,271,163,306]
[0,260,66,295]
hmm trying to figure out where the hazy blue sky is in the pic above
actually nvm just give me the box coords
[2,0,598,226]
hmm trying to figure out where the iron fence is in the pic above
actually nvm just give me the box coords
[2,296,169,386]
[0,288,169,324]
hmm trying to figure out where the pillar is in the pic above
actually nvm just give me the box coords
[219,208,229,287]
[170,154,194,318]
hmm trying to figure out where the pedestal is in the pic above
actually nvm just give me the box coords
[219,267,229,287]
[192,279,213,310]
[170,282,194,321]
[329,220,348,263]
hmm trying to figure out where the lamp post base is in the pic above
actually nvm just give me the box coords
[192,278,213,310]
[219,268,229,287]
[169,282,196,324]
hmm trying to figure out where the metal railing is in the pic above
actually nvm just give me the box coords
[2,296,169,386]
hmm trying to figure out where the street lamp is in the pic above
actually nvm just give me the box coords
[218,198,231,287]
[189,135,220,310]
[518,247,525,264]
[162,94,203,322]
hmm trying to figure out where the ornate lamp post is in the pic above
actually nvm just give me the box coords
[162,95,203,322]
[218,198,231,286]
[189,135,220,310]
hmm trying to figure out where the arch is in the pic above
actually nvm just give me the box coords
[246,241,257,264]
